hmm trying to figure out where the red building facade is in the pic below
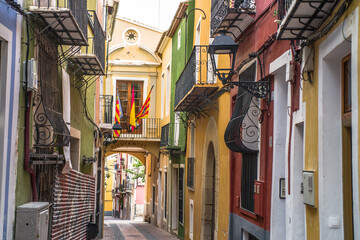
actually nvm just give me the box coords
[211,0,300,239]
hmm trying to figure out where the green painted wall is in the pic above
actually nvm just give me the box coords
[70,77,96,175]
[169,1,195,239]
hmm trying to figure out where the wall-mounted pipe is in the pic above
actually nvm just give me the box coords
[24,18,38,202]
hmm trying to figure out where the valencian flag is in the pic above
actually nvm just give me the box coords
[129,86,136,131]
[114,92,124,137]
[136,85,153,120]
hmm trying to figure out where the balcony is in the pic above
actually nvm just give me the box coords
[71,10,106,76]
[104,117,161,141]
[160,123,181,149]
[210,0,256,39]
[29,0,88,46]
[174,45,218,114]
[99,95,113,128]
[277,0,338,39]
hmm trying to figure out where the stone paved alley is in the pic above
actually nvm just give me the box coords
[103,217,179,240]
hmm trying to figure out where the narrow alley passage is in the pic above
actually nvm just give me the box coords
[103,217,179,240]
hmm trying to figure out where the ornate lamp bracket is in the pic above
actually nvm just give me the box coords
[226,78,271,103]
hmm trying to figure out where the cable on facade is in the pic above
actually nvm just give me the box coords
[305,0,353,46]
[77,81,101,137]
[5,0,26,15]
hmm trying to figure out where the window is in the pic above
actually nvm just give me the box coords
[165,65,171,116]
[189,123,195,157]
[243,230,259,240]
[153,186,156,214]
[174,112,180,146]
[187,157,195,190]
[164,172,167,219]
[189,199,194,239]
[343,55,351,113]
[177,29,181,49]
[116,81,143,128]
[179,167,184,223]
[161,73,165,119]
[241,152,258,212]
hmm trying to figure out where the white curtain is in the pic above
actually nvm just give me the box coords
[62,69,72,171]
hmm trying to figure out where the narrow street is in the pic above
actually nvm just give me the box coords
[103,217,179,240]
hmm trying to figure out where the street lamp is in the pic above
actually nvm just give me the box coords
[209,31,271,101]
[209,30,238,85]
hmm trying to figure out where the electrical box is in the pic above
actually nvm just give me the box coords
[15,202,49,240]
[23,58,38,91]
[303,171,315,207]
[254,180,264,216]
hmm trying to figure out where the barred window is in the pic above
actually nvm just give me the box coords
[241,152,258,212]
[187,157,195,190]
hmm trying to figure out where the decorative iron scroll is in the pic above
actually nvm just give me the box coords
[224,63,260,153]
[210,0,256,36]
[33,34,70,150]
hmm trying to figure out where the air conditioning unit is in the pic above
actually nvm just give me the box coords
[23,58,38,91]
[15,202,49,240]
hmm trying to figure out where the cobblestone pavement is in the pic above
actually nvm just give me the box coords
[103,217,179,240]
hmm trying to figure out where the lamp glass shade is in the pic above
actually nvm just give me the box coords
[112,122,122,131]
[209,30,238,83]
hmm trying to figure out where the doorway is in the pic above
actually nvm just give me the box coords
[201,142,217,240]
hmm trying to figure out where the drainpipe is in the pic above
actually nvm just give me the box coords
[24,17,38,202]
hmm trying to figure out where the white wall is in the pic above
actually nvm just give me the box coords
[318,8,359,239]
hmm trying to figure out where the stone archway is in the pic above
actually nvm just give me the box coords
[200,117,219,240]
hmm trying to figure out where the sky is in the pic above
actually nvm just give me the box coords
[117,0,183,31]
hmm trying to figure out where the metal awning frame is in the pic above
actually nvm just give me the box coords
[277,0,338,40]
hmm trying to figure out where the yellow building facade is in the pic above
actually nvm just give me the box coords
[298,1,360,239]
[177,0,231,239]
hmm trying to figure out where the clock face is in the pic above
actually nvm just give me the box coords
[125,30,138,43]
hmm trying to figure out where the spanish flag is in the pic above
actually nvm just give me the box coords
[114,92,123,138]
[136,85,153,120]
[129,86,136,131]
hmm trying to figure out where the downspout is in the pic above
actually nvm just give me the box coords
[24,17,38,202]
[287,42,299,195]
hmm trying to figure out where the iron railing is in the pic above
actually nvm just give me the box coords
[33,0,88,39]
[278,0,294,20]
[87,10,106,70]
[160,122,181,147]
[110,117,161,139]
[210,0,256,36]
[174,45,215,108]
[100,95,113,124]
[160,124,170,147]
[33,33,70,150]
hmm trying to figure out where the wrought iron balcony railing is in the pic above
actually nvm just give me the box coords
[100,95,113,124]
[71,10,106,77]
[277,0,339,39]
[106,117,161,140]
[174,45,217,112]
[160,124,170,147]
[30,0,88,46]
[210,0,256,39]
[160,123,181,147]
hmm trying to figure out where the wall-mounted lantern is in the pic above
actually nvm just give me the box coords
[209,30,238,84]
[209,30,271,101]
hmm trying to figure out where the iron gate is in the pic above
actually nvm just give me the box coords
[51,169,96,239]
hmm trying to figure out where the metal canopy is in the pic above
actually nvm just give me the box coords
[71,54,105,75]
[210,0,256,39]
[29,7,88,46]
[174,85,218,113]
[277,0,338,40]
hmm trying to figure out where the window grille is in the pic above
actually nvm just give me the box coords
[187,158,195,189]
[241,152,258,212]
[179,168,184,223]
